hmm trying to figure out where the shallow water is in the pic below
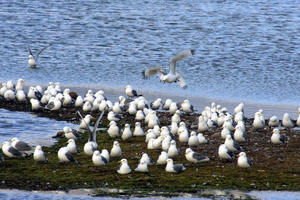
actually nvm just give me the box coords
[0,108,78,147]
[1,0,300,106]
[1,188,300,200]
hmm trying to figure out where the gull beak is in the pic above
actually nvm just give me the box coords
[118,160,122,163]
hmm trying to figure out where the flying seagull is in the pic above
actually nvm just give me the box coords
[143,49,195,89]
[27,43,52,67]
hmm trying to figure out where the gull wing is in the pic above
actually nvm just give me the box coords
[77,111,93,142]
[177,75,187,89]
[169,50,195,75]
[35,43,52,61]
[27,43,33,56]
[92,110,105,141]
[143,66,164,78]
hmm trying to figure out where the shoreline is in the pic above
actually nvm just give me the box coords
[0,90,300,197]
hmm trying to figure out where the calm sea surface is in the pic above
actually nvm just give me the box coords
[0,1,300,199]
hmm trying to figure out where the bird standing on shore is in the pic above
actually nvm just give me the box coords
[165,158,186,173]
[117,158,131,174]
[237,152,253,169]
[271,128,285,145]
[58,147,79,164]
[33,145,47,162]
[185,148,210,163]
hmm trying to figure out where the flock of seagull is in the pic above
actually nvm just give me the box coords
[1,77,298,175]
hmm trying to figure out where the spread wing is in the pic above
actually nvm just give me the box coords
[143,66,165,78]
[35,43,52,61]
[169,50,195,75]
[27,43,33,56]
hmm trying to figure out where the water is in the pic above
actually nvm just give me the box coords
[0,108,78,146]
[1,0,300,198]
[1,0,300,105]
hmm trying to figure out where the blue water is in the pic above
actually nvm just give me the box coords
[1,0,300,105]
[0,109,78,146]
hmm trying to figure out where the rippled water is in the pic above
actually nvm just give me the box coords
[1,0,300,105]
[0,109,78,146]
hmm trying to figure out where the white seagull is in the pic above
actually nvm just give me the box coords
[143,50,195,88]
[27,43,52,67]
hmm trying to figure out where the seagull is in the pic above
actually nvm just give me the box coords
[147,138,155,150]
[75,95,84,107]
[282,113,294,129]
[15,78,24,92]
[171,110,181,124]
[268,116,280,127]
[162,99,172,110]
[4,89,15,101]
[145,129,156,143]
[225,135,243,152]
[185,148,210,163]
[197,133,208,144]
[79,114,92,129]
[110,141,122,158]
[135,110,145,121]
[142,50,195,88]
[178,129,189,143]
[188,131,199,147]
[33,145,47,162]
[157,151,169,165]
[165,158,186,173]
[133,122,146,136]
[233,125,248,142]
[140,153,154,165]
[234,103,244,115]
[170,122,179,136]
[107,121,120,138]
[135,159,148,173]
[221,125,232,139]
[27,43,52,67]
[78,111,105,156]
[271,128,285,145]
[2,141,25,157]
[181,100,194,113]
[6,80,15,91]
[30,99,42,111]
[16,90,27,102]
[107,111,122,121]
[67,139,80,154]
[92,150,108,166]
[153,136,164,150]
[218,144,235,161]
[45,96,63,111]
[150,98,163,110]
[10,137,34,153]
[0,83,8,97]
[117,158,131,174]
[27,86,42,100]
[124,85,139,98]
[63,126,81,140]
[167,140,179,158]
[237,152,253,169]
[101,149,110,162]
[58,147,79,164]
[122,124,133,140]
[161,135,172,152]
[82,101,92,112]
